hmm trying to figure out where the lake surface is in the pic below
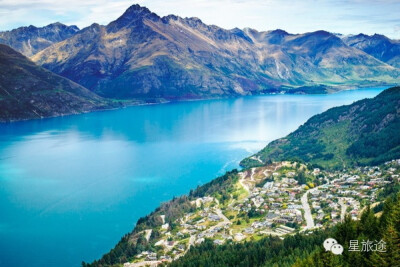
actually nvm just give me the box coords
[0,87,385,267]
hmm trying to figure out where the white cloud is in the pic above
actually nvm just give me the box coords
[0,0,399,39]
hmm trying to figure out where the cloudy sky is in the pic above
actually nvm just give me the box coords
[1,0,399,38]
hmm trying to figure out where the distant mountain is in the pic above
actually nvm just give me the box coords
[241,86,400,169]
[0,44,119,122]
[31,4,399,101]
[343,33,400,68]
[0,22,79,57]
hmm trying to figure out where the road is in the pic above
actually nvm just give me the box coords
[339,198,347,222]
[144,229,152,242]
[250,168,255,181]
[215,208,230,223]
[238,172,250,193]
[187,235,195,251]
[124,260,161,267]
[250,156,263,164]
[301,189,315,229]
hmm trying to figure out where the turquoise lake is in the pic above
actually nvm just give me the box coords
[0,87,385,266]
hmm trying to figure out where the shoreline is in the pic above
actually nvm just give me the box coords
[0,84,393,124]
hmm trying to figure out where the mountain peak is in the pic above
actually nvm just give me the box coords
[123,4,152,15]
[46,22,80,32]
[354,33,369,38]
[269,29,289,35]
[47,22,64,27]
[118,4,160,21]
[311,30,332,36]
[107,4,160,31]
[372,33,390,40]
[0,22,81,56]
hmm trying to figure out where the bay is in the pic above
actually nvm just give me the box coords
[0,87,385,266]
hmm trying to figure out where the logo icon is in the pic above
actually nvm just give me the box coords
[323,238,338,251]
[323,238,343,255]
[331,244,344,255]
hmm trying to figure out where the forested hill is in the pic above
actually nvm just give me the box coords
[241,86,400,170]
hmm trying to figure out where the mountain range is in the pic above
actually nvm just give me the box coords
[343,33,400,68]
[0,22,79,57]
[30,5,399,100]
[0,4,399,120]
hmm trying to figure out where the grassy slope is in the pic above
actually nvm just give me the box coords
[0,44,121,122]
[241,86,400,170]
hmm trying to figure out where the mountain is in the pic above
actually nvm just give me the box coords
[31,4,399,101]
[0,22,79,57]
[0,44,119,122]
[241,86,400,169]
[343,33,400,68]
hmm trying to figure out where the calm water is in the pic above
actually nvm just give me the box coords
[0,87,385,267]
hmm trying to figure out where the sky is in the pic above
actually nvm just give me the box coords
[0,0,400,39]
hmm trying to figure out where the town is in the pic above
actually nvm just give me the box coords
[124,159,400,267]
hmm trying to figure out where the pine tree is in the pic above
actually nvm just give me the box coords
[369,224,400,267]
[358,205,379,240]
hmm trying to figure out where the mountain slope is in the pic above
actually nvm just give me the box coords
[0,22,79,57]
[0,44,119,122]
[241,86,400,169]
[343,34,400,68]
[31,5,399,100]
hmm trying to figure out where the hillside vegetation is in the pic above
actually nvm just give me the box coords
[0,44,119,122]
[241,87,400,169]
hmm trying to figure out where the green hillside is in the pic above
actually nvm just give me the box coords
[241,87,400,169]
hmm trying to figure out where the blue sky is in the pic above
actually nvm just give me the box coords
[1,0,399,39]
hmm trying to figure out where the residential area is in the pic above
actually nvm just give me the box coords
[124,159,400,266]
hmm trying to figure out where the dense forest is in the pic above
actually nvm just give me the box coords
[241,86,400,170]
[168,233,327,267]
[295,193,400,267]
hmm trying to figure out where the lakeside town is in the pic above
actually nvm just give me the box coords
[124,159,400,267]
